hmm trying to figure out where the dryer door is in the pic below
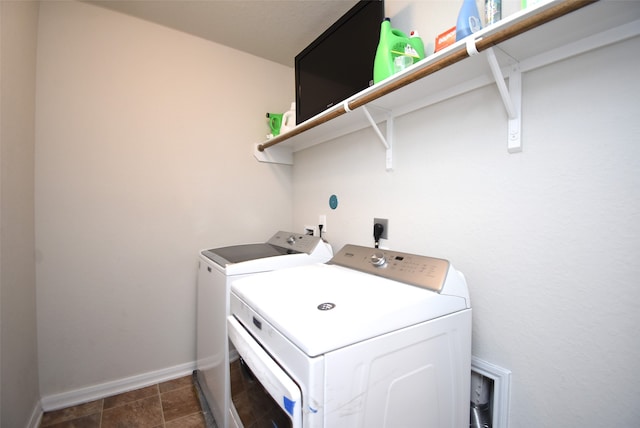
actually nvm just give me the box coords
[228,316,302,428]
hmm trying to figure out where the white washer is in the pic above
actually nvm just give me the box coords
[227,244,472,428]
[195,231,333,428]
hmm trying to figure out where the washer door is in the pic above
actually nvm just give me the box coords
[228,316,302,428]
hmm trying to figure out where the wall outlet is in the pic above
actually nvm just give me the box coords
[374,218,388,240]
[319,214,327,233]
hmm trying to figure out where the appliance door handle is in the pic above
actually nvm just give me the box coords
[227,316,302,427]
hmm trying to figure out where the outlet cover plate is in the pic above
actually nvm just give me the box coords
[373,218,388,240]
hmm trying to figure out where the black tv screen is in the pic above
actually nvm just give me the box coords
[295,0,385,125]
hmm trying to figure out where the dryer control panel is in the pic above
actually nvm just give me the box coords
[329,244,450,292]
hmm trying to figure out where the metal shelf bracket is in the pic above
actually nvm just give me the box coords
[359,104,394,171]
[485,47,522,153]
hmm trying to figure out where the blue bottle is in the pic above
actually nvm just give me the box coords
[456,0,483,41]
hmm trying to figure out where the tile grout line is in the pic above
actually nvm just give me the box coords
[157,384,167,427]
[99,398,104,428]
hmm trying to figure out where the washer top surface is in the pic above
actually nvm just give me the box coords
[203,243,294,265]
[200,231,333,275]
[231,255,470,357]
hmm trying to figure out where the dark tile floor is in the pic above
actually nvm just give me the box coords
[40,374,206,428]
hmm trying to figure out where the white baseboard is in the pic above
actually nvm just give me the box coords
[40,361,196,412]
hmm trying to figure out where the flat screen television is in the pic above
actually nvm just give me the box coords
[295,0,385,125]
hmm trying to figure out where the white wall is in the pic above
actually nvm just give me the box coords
[293,32,640,427]
[0,0,41,426]
[35,1,293,400]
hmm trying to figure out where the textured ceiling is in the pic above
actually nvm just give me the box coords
[88,0,360,67]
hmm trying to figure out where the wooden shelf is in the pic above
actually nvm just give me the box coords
[255,0,640,167]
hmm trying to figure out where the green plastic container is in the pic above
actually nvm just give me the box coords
[266,112,283,137]
[373,18,425,84]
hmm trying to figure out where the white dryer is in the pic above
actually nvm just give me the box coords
[227,244,472,428]
[195,231,332,428]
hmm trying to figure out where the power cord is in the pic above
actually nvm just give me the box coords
[373,223,384,248]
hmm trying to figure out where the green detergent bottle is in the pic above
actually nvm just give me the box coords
[266,112,283,137]
[373,18,425,84]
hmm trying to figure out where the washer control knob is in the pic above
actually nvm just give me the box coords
[370,252,387,267]
[286,235,296,245]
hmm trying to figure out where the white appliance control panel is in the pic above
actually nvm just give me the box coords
[267,230,323,254]
[329,244,450,292]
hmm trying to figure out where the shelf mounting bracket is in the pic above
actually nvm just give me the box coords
[254,141,293,165]
[485,47,522,153]
[359,104,394,171]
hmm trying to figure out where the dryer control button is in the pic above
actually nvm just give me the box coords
[370,252,387,267]
[286,235,296,245]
